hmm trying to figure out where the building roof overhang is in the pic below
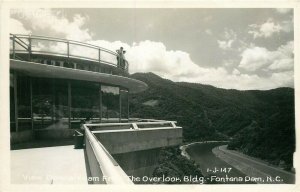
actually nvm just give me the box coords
[10,59,148,93]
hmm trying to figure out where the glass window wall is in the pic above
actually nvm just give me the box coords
[17,75,32,131]
[32,78,54,130]
[52,79,69,129]
[120,89,129,120]
[101,85,120,121]
[10,73,130,132]
[71,81,100,128]
[10,73,16,132]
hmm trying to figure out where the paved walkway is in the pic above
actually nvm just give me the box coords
[11,145,88,184]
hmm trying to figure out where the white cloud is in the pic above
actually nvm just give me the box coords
[269,58,293,71]
[249,19,281,38]
[11,9,91,41]
[239,41,293,72]
[217,40,234,50]
[176,67,293,90]
[276,8,292,14]
[223,59,235,67]
[217,28,237,50]
[91,40,293,90]
[239,46,270,71]
[248,18,293,38]
[224,29,236,40]
[10,18,31,34]
[269,70,294,87]
[232,69,240,75]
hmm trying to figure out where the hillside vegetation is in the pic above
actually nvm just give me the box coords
[130,72,295,171]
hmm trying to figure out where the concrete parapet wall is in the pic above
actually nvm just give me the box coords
[91,127,182,180]
[93,128,182,154]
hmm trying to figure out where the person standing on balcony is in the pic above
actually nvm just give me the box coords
[116,47,126,69]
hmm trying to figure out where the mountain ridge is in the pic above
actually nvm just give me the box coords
[129,72,295,170]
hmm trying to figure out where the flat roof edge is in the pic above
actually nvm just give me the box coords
[10,59,148,93]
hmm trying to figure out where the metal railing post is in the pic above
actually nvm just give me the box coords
[12,35,16,59]
[98,49,102,73]
[28,36,32,61]
[67,41,70,64]
[132,123,139,130]
[171,121,177,128]
[98,48,101,63]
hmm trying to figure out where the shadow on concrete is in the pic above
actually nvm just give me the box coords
[83,148,93,184]
[11,139,74,150]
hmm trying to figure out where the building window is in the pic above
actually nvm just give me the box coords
[10,72,16,132]
[120,89,129,121]
[52,79,69,129]
[64,61,74,69]
[71,81,100,128]
[32,78,70,130]
[32,78,54,130]
[101,85,120,121]
[55,61,60,66]
[17,75,32,131]
[76,63,88,71]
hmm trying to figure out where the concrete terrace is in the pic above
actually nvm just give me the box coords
[10,121,182,184]
[11,145,88,184]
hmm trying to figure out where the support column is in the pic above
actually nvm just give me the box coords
[14,72,18,132]
[68,81,71,129]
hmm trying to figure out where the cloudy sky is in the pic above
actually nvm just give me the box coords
[10,8,294,90]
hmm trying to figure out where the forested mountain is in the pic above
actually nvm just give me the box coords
[130,72,295,170]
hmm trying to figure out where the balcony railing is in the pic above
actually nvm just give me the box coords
[84,124,133,184]
[86,120,178,132]
[83,120,181,184]
[10,34,129,72]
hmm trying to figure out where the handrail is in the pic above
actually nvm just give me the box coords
[9,34,129,72]
[84,124,133,184]
[86,120,178,131]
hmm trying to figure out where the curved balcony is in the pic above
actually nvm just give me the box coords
[9,34,129,76]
